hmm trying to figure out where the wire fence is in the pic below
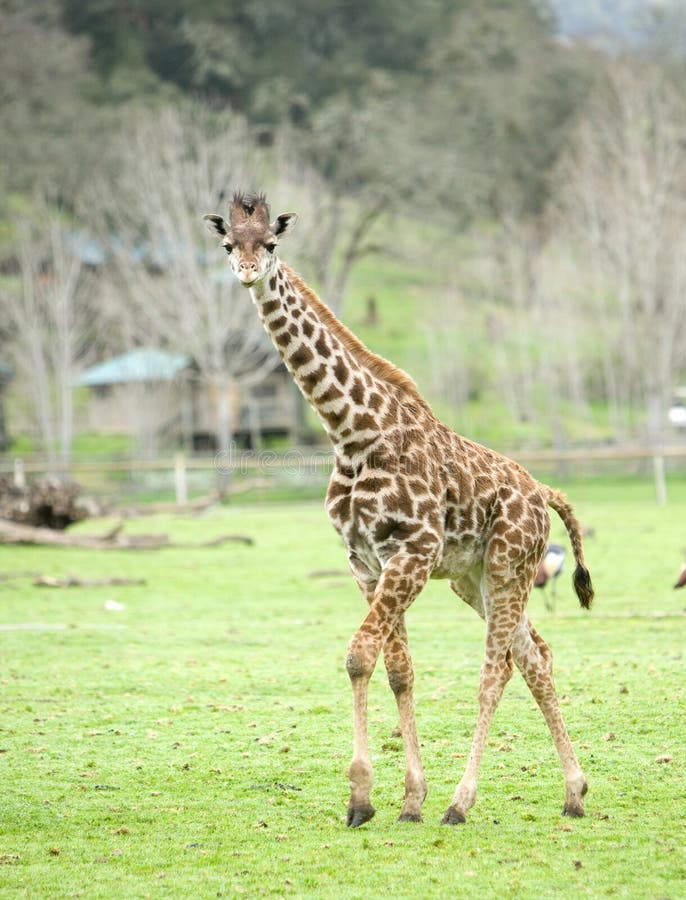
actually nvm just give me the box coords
[2,443,686,506]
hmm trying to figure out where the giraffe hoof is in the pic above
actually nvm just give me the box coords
[563,777,588,817]
[562,804,585,818]
[397,812,422,823]
[441,806,467,826]
[346,802,376,828]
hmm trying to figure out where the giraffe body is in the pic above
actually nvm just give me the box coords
[205,193,594,827]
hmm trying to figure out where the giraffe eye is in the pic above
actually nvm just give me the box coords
[224,243,233,255]
[266,242,277,254]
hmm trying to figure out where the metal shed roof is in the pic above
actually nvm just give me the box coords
[74,349,191,386]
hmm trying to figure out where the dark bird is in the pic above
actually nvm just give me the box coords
[534,543,566,611]
[674,561,686,589]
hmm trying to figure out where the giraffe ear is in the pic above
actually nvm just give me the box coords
[273,213,297,237]
[203,214,228,237]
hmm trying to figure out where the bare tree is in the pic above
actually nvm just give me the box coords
[273,96,430,316]
[449,217,564,446]
[557,60,686,459]
[292,166,386,317]
[0,201,92,463]
[85,106,282,457]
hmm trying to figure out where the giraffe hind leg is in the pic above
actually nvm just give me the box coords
[512,613,588,817]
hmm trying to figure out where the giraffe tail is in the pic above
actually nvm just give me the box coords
[545,488,594,609]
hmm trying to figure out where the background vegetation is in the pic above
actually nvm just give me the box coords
[2,0,686,463]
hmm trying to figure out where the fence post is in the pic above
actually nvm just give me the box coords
[174,453,188,507]
[13,458,26,490]
[653,452,667,507]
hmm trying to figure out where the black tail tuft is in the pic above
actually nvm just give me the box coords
[573,564,594,609]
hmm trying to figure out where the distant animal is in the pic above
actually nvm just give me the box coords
[203,191,594,828]
[674,561,686,589]
[534,543,566,611]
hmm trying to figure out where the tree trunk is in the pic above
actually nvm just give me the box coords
[328,200,385,316]
[59,366,73,466]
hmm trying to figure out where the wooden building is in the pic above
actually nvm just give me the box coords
[74,349,299,452]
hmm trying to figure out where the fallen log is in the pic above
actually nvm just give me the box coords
[117,492,220,518]
[0,519,166,549]
[0,519,254,549]
[0,475,101,528]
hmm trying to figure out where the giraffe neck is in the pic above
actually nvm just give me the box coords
[250,260,418,464]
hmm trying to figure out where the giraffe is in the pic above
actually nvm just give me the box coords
[204,192,594,827]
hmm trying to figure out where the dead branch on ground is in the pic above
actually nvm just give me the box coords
[0,519,253,549]
[117,493,220,517]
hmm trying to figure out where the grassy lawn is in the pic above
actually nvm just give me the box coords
[1,478,685,898]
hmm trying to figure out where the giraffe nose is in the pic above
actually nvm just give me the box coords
[239,260,258,273]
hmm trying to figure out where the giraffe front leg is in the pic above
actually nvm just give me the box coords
[346,647,377,827]
[345,551,433,827]
[346,561,380,827]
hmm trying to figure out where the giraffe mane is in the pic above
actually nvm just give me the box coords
[283,264,425,400]
[230,191,271,230]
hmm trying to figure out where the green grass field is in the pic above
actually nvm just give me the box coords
[1,478,685,898]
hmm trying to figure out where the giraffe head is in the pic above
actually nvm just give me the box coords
[204,192,297,287]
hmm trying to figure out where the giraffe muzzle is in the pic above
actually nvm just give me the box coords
[237,261,259,285]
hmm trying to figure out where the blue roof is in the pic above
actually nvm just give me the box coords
[65,232,106,266]
[74,349,191,386]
